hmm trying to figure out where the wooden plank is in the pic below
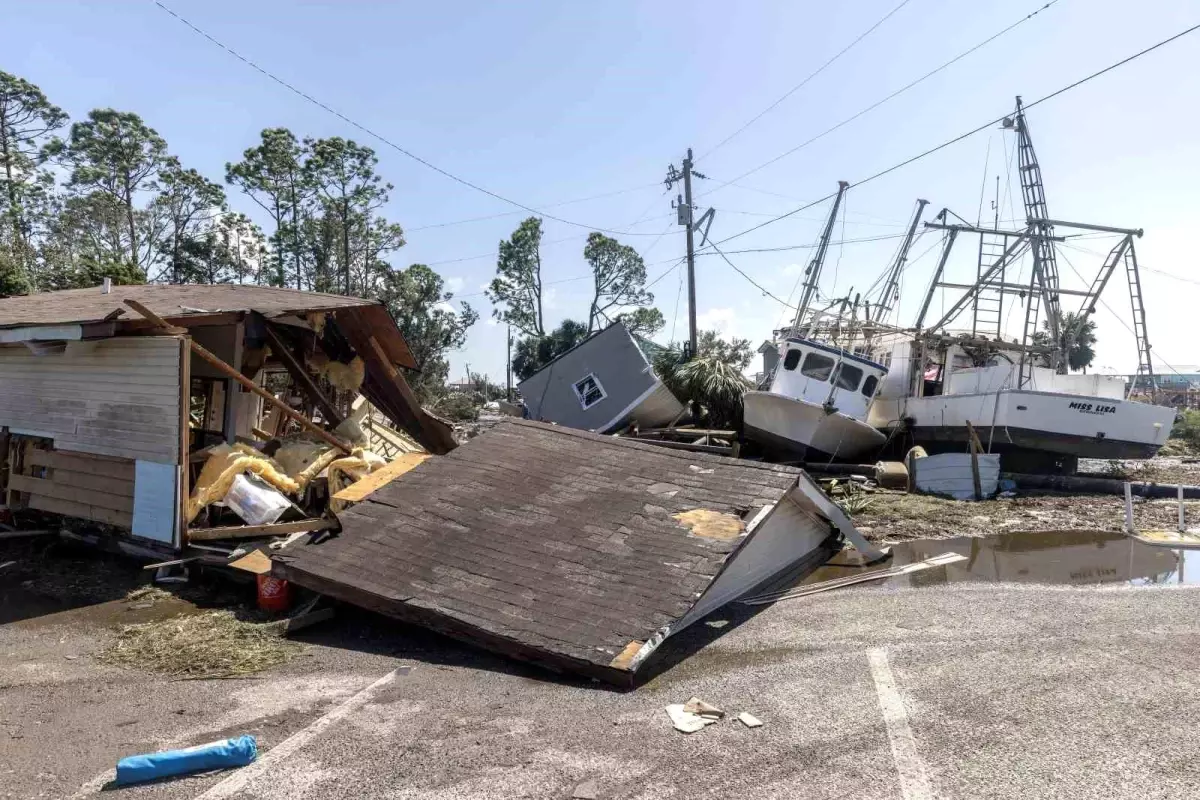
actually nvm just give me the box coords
[366,419,425,455]
[123,299,351,454]
[261,320,343,426]
[179,336,190,549]
[8,474,135,513]
[27,450,141,482]
[626,438,733,456]
[186,518,336,542]
[332,453,432,504]
[228,549,273,574]
[45,469,134,497]
[28,495,132,528]
[965,420,983,501]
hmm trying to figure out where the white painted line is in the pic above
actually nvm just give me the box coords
[867,647,933,800]
[194,667,401,800]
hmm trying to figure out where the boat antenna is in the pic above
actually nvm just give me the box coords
[871,198,930,326]
[791,180,850,335]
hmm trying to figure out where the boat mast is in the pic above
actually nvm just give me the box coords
[1008,96,1064,378]
[791,181,850,336]
[871,198,929,326]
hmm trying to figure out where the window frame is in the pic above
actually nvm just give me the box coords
[572,373,608,410]
[782,348,802,371]
[861,374,879,398]
[799,351,837,382]
[832,362,864,392]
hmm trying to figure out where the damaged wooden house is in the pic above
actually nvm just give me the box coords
[0,282,453,554]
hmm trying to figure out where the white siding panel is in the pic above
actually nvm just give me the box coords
[0,337,181,464]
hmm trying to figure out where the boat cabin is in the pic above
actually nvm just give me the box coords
[768,338,887,421]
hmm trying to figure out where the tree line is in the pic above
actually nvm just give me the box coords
[0,69,473,399]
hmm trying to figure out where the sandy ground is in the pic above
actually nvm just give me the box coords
[5,533,1200,799]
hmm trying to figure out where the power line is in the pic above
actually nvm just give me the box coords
[707,241,797,310]
[406,183,661,231]
[701,20,1200,251]
[698,0,915,158]
[152,0,667,237]
[698,0,1063,196]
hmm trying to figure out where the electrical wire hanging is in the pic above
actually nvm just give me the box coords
[698,0,915,159]
[152,0,668,237]
[696,0,1063,196]
[695,20,1200,253]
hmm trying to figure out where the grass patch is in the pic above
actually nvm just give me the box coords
[99,610,300,679]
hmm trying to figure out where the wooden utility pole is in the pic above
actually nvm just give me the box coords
[506,325,513,401]
[666,149,706,360]
[682,149,698,360]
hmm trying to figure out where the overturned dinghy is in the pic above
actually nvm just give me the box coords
[275,420,882,685]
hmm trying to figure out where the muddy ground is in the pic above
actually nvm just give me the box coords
[859,488,1199,543]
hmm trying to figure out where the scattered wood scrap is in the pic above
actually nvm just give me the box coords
[331,453,431,505]
[187,518,336,543]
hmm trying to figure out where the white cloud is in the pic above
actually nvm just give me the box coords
[444,276,464,295]
[485,317,500,327]
[781,262,806,277]
[696,307,736,335]
[543,287,559,310]
[434,301,456,315]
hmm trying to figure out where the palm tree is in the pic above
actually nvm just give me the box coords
[1032,312,1098,372]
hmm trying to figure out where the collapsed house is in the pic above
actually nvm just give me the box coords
[0,283,452,552]
[518,322,684,433]
[275,419,882,684]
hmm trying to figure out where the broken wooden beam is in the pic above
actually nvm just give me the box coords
[123,300,352,454]
[627,438,733,456]
[260,319,344,427]
[186,518,337,542]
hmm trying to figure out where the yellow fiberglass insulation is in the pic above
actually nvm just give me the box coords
[187,444,301,523]
[328,449,388,512]
[322,356,365,392]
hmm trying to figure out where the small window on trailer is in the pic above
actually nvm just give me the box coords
[783,349,802,370]
[572,374,607,409]
[799,352,836,381]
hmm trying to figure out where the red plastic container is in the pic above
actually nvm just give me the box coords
[256,574,291,612]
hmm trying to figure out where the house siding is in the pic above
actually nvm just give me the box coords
[518,325,665,432]
[0,337,182,464]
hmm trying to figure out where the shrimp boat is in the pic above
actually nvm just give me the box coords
[864,98,1175,472]
[743,181,894,461]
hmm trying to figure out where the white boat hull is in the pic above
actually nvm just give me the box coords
[744,391,887,460]
[872,389,1175,460]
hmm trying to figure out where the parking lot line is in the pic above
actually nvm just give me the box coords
[868,647,933,800]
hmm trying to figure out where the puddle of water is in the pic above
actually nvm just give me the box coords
[807,530,1196,590]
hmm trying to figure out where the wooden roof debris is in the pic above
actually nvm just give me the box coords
[273,419,865,684]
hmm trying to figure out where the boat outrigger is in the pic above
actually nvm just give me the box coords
[747,97,1176,473]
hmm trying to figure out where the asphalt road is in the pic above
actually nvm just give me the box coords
[5,579,1200,799]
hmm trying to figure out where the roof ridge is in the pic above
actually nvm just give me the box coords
[496,419,802,474]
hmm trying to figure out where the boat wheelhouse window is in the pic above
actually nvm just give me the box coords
[783,349,802,371]
[833,362,863,391]
[861,375,879,397]
[572,374,607,409]
[800,352,836,381]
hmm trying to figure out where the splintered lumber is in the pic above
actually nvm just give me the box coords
[332,453,431,504]
[261,320,343,426]
[122,299,351,454]
[628,438,733,456]
[186,518,336,542]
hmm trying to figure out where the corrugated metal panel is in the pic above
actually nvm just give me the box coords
[0,338,181,464]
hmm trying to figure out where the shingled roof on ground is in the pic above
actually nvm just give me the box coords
[274,419,871,684]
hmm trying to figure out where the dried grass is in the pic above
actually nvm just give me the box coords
[99,610,300,679]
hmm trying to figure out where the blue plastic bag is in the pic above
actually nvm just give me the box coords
[115,734,257,785]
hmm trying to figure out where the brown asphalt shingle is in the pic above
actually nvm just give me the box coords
[275,420,810,682]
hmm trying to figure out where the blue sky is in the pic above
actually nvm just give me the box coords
[9,0,1199,381]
